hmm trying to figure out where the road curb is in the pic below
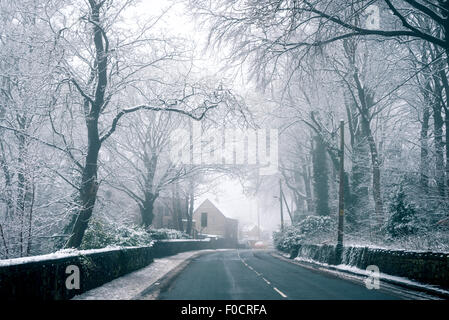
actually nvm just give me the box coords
[271,251,449,300]
[133,250,219,300]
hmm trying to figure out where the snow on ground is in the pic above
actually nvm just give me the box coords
[343,241,449,254]
[309,240,449,254]
[72,249,215,300]
[157,239,211,242]
[294,256,449,297]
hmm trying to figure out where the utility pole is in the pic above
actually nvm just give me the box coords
[279,179,284,231]
[337,120,345,252]
[257,202,261,240]
[282,191,293,222]
[291,198,295,222]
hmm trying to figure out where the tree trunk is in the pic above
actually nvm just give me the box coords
[65,121,100,248]
[65,1,108,248]
[444,107,449,197]
[352,66,384,224]
[438,63,449,198]
[140,193,156,227]
[351,136,370,210]
[177,197,184,232]
[26,183,35,255]
[65,104,102,248]
[186,181,194,236]
[140,152,158,227]
[433,100,445,197]
[172,183,183,231]
[312,135,330,216]
[0,141,14,219]
[420,102,430,192]
[361,117,384,224]
[16,132,27,256]
[302,164,313,213]
[0,223,9,258]
[15,122,33,256]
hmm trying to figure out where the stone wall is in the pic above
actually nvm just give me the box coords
[288,244,449,289]
[0,238,235,300]
[152,238,236,258]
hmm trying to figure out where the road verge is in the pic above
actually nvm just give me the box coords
[271,250,449,300]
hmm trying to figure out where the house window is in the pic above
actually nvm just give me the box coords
[201,212,208,227]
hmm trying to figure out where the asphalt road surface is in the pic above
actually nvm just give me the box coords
[157,249,406,300]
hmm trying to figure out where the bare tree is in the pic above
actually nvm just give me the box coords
[34,0,240,248]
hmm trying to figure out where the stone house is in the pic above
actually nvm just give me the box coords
[193,199,238,241]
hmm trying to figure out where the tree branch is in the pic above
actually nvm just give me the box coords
[100,103,218,143]
[301,1,446,48]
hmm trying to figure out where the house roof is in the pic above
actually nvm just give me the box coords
[194,199,235,221]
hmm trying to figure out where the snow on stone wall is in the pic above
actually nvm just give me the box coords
[287,244,449,289]
[0,238,236,300]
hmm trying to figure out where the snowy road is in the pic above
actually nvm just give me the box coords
[154,249,409,300]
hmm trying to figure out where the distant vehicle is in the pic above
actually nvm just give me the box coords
[253,241,267,249]
[237,239,269,249]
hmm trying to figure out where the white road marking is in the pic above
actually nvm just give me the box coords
[237,250,288,299]
[274,287,288,298]
[262,277,271,285]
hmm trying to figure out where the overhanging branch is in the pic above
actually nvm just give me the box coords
[100,103,218,143]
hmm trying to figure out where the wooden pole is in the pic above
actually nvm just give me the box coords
[279,179,284,231]
[281,191,293,222]
[257,203,261,240]
[337,120,345,248]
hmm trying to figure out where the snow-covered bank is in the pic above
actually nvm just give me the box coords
[292,256,449,298]
[285,243,449,291]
